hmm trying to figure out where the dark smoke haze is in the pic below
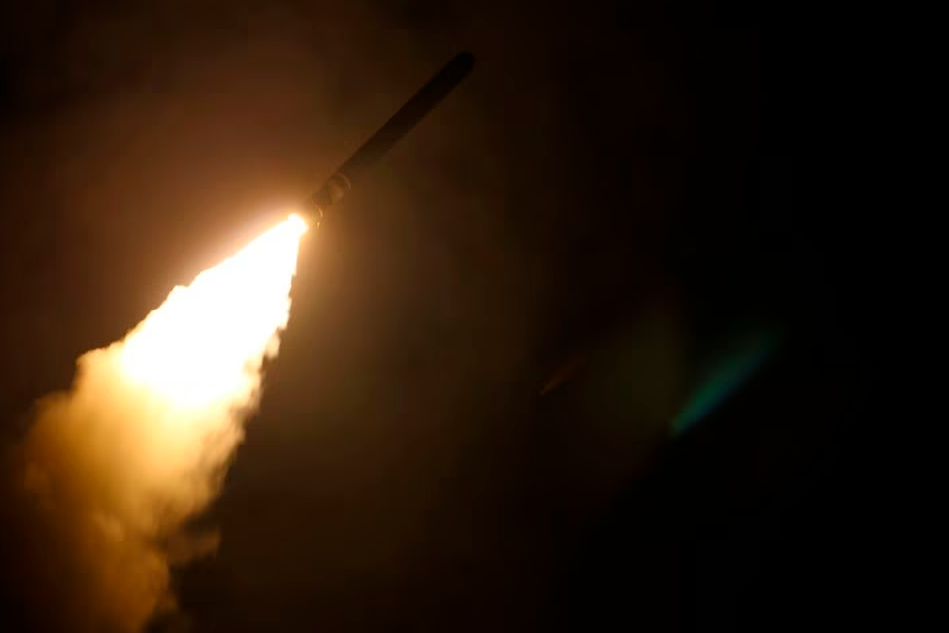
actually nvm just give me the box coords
[1,1,856,632]
[1,2,624,629]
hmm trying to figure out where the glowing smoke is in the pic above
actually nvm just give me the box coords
[5,214,307,632]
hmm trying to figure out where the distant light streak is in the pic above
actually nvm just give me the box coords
[673,332,775,435]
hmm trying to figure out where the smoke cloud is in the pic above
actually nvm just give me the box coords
[2,216,306,632]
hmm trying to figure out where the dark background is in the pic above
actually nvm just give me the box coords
[1,0,878,631]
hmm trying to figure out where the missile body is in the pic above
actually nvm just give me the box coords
[304,52,475,224]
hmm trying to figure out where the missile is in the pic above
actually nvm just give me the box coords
[303,52,476,224]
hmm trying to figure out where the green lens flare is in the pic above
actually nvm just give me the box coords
[673,332,775,436]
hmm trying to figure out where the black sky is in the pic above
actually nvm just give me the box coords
[1,1,877,631]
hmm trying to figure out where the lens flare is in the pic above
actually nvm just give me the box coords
[10,213,307,632]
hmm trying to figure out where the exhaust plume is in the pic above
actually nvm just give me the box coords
[3,214,308,632]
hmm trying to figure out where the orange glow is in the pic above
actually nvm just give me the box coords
[120,214,307,408]
[16,213,308,632]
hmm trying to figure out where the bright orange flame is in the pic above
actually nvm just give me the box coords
[120,214,307,408]
[93,212,309,538]
[15,213,309,632]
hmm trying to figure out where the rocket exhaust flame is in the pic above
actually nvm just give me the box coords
[120,213,307,408]
[6,214,307,632]
[3,51,475,632]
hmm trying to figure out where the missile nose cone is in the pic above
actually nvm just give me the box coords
[445,51,476,81]
[306,52,476,220]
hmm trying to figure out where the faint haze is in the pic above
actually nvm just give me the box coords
[1,0,699,425]
[0,1,787,631]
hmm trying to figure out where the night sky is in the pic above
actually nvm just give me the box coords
[1,1,876,631]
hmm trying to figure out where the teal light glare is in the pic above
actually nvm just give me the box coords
[673,332,776,436]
